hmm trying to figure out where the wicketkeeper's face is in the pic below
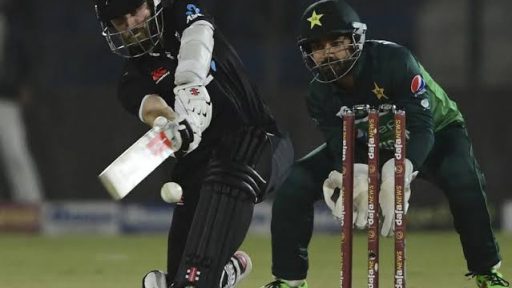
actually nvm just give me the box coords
[309,35,354,65]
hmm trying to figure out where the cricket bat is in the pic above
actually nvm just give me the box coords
[99,124,178,200]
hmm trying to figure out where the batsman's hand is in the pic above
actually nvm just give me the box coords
[379,158,418,237]
[173,83,212,132]
[322,164,369,228]
[152,116,199,154]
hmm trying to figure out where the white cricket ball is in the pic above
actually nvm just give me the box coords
[160,182,183,204]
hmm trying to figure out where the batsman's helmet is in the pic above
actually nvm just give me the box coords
[94,0,169,58]
[298,0,367,82]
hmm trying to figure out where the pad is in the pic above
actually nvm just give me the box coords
[172,127,272,287]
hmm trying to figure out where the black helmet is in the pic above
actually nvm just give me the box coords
[298,0,367,82]
[94,0,167,58]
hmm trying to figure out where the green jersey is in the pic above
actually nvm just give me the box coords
[306,40,464,169]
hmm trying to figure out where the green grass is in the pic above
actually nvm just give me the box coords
[0,232,510,287]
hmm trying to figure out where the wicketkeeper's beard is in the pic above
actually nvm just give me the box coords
[315,57,356,82]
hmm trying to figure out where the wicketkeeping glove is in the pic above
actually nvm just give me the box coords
[322,164,370,229]
[379,158,418,237]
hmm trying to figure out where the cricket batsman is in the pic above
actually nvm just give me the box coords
[262,1,509,287]
[93,0,294,287]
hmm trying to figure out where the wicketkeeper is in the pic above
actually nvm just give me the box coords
[93,0,294,287]
[262,1,508,288]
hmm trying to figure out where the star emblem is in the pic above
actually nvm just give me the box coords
[307,11,323,29]
[372,82,388,100]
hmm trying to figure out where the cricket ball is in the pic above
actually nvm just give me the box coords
[161,182,183,204]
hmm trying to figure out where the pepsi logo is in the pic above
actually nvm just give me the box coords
[410,75,426,94]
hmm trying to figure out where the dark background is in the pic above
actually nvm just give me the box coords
[2,0,510,215]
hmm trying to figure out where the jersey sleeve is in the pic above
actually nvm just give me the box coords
[390,47,435,169]
[169,0,214,34]
[117,62,158,117]
[306,88,342,170]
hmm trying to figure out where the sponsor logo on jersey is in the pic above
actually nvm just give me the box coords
[186,4,203,23]
[410,75,426,97]
[151,67,170,84]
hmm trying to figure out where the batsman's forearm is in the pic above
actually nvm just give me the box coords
[139,94,177,127]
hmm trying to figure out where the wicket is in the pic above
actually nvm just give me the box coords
[340,104,407,288]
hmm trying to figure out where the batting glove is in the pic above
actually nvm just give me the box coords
[152,116,198,155]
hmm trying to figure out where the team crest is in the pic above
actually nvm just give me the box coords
[410,75,426,97]
[307,10,323,29]
[371,82,387,100]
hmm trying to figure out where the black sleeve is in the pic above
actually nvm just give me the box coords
[117,62,158,117]
[169,0,214,34]
[390,47,435,169]
[305,88,342,170]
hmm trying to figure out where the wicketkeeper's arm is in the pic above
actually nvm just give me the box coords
[390,47,435,170]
